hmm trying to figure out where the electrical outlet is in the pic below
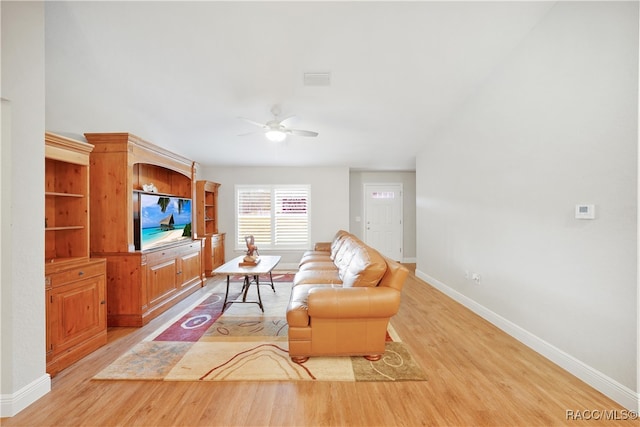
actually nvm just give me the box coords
[472,273,481,284]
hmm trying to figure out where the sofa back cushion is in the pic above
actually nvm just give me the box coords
[341,242,387,288]
[377,256,409,292]
[334,236,358,274]
[330,230,350,260]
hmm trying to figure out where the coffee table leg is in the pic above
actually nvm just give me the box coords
[222,275,231,311]
[268,271,275,292]
[255,275,264,312]
[242,275,251,302]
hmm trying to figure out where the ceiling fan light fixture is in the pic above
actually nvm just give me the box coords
[265,130,287,142]
[239,106,317,141]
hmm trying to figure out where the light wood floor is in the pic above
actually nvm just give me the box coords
[2,268,630,426]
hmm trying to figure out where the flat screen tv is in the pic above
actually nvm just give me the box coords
[133,192,192,251]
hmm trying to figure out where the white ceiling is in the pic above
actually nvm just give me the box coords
[45,1,557,170]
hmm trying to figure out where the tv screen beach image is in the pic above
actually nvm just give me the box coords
[140,195,192,249]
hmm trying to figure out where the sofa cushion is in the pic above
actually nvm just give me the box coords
[293,269,342,286]
[341,245,387,287]
[335,242,360,279]
[329,230,350,260]
[333,236,357,267]
[298,261,338,271]
[299,255,332,267]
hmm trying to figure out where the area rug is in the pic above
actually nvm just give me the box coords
[94,277,427,382]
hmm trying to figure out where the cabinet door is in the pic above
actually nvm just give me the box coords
[178,250,201,290]
[49,274,106,356]
[211,234,225,270]
[147,258,178,307]
[202,236,213,276]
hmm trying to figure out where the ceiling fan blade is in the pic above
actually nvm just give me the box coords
[238,117,267,129]
[279,115,297,126]
[288,128,319,137]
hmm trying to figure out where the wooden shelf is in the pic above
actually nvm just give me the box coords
[196,180,224,276]
[45,256,87,265]
[45,134,92,262]
[196,180,219,238]
[132,189,182,198]
[46,226,85,231]
[46,192,85,198]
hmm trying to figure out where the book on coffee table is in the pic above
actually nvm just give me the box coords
[239,257,261,267]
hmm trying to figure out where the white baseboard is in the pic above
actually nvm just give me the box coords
[0,374,50,417]
[415,269,639,412]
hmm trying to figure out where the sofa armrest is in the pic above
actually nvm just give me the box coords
[313,241,332,252]
[307,287,401,319]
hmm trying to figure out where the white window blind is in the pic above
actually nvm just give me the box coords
[237,187,272,246]
[236,185,310,250]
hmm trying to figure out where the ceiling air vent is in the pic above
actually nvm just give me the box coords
[303,72,331,87]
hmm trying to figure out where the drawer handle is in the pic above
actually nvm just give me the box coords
[100,300,106,305]
[78,271,84,276]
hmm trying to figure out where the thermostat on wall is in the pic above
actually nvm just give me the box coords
[575,204,596,219]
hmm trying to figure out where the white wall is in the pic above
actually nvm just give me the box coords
[416,2,637,408]
[349,170,416,261]
[0,1,50,417]
[199,166,349,268]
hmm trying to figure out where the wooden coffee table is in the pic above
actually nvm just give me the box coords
[213,255,281,312]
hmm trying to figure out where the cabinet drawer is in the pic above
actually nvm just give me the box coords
[145,247,178,264]
[145,241,201,264]
[47,261,105,288]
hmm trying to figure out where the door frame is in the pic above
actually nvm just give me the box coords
[362,182,403,261]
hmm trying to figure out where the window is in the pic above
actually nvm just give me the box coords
[371,191,395,199]
[236,185,310,250]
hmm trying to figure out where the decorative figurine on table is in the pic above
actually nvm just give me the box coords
[243,235,259,265]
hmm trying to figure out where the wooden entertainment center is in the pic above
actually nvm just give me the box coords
[84,132,204,327]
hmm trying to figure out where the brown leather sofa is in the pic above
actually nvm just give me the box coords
[286,230,409,363]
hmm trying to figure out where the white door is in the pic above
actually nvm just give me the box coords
[363,183,403,261]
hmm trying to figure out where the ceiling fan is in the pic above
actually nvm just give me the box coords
[239,105,319,142]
